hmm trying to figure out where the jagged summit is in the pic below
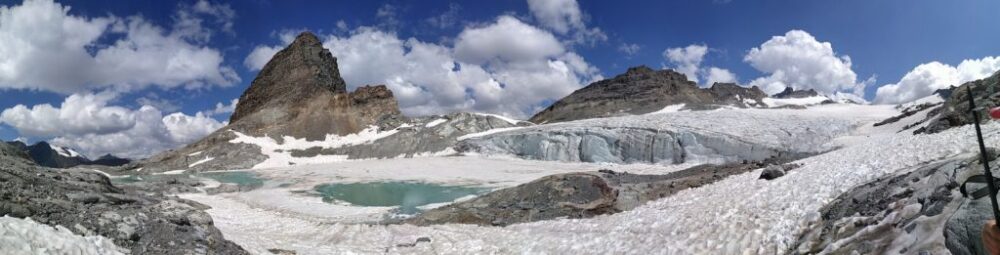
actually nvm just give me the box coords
[528,65,765,124]
[230,32,348,124]
[223,31,399,139]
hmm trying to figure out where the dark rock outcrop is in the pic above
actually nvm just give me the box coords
[773,87,820,99]
[788,151,1000,255]
[916,71,1000,134]
[405,159,793,226]
[89,154,132,166]
[709,82,768,107]
[0,142,248,254]
[528,66,767,124]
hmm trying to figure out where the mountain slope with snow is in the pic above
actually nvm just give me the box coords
[171,103,1000,254]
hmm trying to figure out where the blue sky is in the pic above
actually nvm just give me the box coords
[0,0,998,158]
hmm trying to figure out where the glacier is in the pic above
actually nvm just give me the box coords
[460,106,867,165]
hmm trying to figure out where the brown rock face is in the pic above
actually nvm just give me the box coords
[231,32,346,123]
[349,85,401,125]
[225,32,401,139]
[529,66,767,124]
[135,32,403,172]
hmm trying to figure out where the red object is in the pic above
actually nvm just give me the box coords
[991,107,1000,119]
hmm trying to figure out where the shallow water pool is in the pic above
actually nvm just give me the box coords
[199,171,265,188]
[314,182,489,214]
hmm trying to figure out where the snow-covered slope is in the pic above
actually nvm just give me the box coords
[0,216,123,255]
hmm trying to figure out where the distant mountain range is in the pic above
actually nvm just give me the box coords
[3,141,130,168]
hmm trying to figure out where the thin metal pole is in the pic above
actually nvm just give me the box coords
[967,85,1000,228]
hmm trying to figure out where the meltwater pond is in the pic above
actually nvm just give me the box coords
[314,182,490,214]
[199,171,265,188]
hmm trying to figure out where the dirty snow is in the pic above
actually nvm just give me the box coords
[456,126,528,141]
[189,157,215,168]
[0,216,124,255]
[424,118,447,128]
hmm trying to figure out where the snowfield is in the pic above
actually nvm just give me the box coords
[171,104,1000,254]
[0,216,123,255]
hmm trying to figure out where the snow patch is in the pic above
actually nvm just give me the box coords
[762,96,831,107]
[898,94,944,110]
[473,113,521,124]
[229,125,403,169]
[187,151,203,156]
[0,216,124,255]
[425,118,448,128]
[189,157,215,168]
[156,169,187,175]
[647,104,686,114]
[50,144,82,158]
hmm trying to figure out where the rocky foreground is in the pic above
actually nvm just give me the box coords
[0,142,247,254]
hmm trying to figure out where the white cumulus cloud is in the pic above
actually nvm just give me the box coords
[705,67,738,85]
[661,44,737,87]
[454,16,565,65]
[0,0,239,94]
[664,45,708,83]
[525,0,605,46]
[1,92,226,159]
[874,56,1000,104]
[744,30,866,97]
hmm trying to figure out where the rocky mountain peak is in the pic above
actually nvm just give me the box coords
[773,87,819,99]
[620,65,690,83]
[230,31,347,123]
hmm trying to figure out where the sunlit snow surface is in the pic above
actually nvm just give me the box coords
[0,216,123,255]
[761,96,831,107]
[229,125,406,169]
[178,104,999,254]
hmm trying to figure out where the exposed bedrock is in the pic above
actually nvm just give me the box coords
[789,150,1000,255]
[0,142,248,254]
[458,126,790,165]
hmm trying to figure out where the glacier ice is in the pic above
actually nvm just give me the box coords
[460,108,858,165]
